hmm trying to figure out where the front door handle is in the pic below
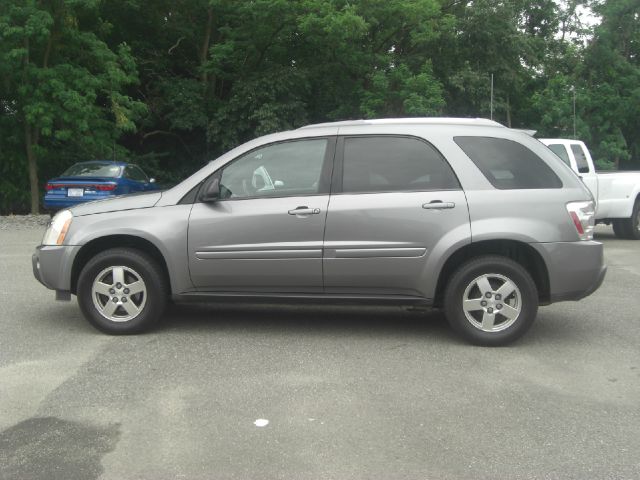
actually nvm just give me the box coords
[422,201,455,210]
[288,206,321,215]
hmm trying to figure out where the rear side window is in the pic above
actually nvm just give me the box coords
[454,136,563,189]
[547,144,571,167]
[341,136,460,193]
[124,165,149,182]
[570,144,590,174]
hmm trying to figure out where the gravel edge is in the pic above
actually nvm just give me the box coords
[0,215,51,230]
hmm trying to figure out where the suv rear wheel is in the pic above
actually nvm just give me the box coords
[444,255,538,346]
[77,248,168,334]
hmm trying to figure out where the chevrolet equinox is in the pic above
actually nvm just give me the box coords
[33,118,606,345]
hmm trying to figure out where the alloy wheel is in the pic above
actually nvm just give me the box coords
[462,273,522,332]
[91,266,147,322]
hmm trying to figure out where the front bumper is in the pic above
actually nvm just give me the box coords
[32,244,81,295]
[532,240,607,303]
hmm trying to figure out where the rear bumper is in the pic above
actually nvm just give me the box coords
[32,244,81,294]
[532,240,607,303]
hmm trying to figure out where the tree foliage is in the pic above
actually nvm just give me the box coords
[0,0,145,213]
[0,0,638,213]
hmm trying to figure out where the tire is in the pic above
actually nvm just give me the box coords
[615,200,640,240]
[612,219,631,239]
[77,248,168,334]
[444,255,539,346]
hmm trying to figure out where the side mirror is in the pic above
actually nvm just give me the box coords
[149,178,156,184]
[200,177,221,202]
[274,180,284,188]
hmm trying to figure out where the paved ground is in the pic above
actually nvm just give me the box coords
[0,224,638,480]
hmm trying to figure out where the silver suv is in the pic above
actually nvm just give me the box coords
[33,118,606,345]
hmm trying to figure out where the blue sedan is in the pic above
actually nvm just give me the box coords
[44,161,158,211]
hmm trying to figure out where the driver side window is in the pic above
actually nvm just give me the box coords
[219,138,329,200]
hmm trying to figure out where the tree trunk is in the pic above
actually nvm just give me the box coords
[21,36,39,214]
[24,123,39,214]
[506,94,512,128]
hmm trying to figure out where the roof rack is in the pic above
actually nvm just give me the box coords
[298,117,505,130]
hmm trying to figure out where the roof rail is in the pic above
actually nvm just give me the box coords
[298,117,505,130]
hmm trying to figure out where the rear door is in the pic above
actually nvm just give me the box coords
[323,135,470,298]
[188,137,335,292]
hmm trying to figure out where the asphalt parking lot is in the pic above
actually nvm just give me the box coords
[1,223,639,480]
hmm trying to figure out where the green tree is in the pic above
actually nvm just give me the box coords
[0,0,145,213]
[2,0,640,214]
[579,0,640,168]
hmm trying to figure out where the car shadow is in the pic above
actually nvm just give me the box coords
[45,298,587,348]
[155,301,458,343]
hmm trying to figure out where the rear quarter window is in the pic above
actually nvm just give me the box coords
[454,136,563,189]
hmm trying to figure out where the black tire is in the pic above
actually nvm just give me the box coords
[444,255,539,346]
[77,248,168,334]
[615,200,640,240]
[612,219,631,239]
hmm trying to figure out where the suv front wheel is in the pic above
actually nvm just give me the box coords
[77,248,168,334]
[444,255,538,346]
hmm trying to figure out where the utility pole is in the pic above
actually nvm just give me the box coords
[572,86,577,139]
[490,73,494,120]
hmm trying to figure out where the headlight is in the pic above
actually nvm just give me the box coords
[42,210,73,246]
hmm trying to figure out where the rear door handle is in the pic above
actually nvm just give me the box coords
[288,206,321,215]
[422,201,455,210]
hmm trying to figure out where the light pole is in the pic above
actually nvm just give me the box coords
[490,73,494,120]
[571,85,577,139]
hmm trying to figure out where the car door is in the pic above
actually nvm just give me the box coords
[323,135,470,298]
[188,137,335,292]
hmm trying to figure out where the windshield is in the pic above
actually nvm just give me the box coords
[61,163,122,178]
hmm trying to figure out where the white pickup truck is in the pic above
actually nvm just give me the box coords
[540,139,640,240]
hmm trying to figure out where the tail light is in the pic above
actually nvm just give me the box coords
[46,183,59,191]
[95,184,116,191]
[566,201,595,240]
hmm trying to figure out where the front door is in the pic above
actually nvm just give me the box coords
[188,137,335,293]
[323,135,470,298]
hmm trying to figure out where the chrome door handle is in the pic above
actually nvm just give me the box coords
[422,201,455,210]
[288,206,320,215]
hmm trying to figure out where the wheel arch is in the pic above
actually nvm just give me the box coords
[71,235,171,295]
[433,239,550,307]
